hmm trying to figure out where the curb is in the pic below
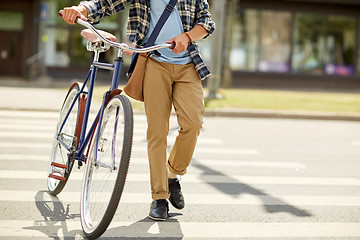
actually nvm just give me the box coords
[204,108,360,121]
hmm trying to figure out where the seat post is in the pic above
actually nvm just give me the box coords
[117,48,123,58]
[93,50,100,62]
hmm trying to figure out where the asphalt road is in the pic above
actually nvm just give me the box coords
[0,110,360,239]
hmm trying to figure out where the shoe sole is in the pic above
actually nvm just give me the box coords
[148,214,168,221]
[170,203,184,210]
[169,198,184,210]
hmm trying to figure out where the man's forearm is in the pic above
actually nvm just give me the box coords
[186,25,208,43]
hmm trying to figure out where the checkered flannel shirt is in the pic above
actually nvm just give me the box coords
[80,0,216,80]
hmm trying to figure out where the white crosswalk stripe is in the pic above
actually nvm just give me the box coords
[1,220,360,238]
[0,109,359,239]
[1,190,360,206]
[0,154,307,169]
[0,142,259,155]
[2,170,360,186]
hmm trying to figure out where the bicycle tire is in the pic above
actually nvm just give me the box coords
[81,94,133,239]
[47,82,84,196]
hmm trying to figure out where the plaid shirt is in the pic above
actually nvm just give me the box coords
[80,0,215,80]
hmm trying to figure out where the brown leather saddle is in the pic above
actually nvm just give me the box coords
[81,29,117,43]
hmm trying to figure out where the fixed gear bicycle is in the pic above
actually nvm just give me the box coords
[46,13,173,239]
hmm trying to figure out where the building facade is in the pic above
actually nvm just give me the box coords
[228,0,360,89]
[0,0,38,77]
[1,0,360,89]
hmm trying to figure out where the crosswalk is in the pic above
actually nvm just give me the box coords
[0,109,360,239]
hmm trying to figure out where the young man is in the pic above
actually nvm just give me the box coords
[61,0,215,221]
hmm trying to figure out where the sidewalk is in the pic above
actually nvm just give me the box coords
[0,79,359,121]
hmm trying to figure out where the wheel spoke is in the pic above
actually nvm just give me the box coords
[47,84,81,195]
[81,95,133,238]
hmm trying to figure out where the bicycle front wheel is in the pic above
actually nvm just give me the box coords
[81,94,133,239]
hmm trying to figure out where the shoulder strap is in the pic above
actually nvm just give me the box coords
[144,0,179,47]
[127,0,178,77]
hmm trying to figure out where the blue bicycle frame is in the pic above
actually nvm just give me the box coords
[56,49,124,164]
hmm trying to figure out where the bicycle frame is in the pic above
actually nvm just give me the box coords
[56,47,124,164]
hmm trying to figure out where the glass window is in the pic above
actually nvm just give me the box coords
[230,9,291,73]
[292,13,356,76]
[230,9,260,71]
[358,17,360,75]
[258,10,292,73]
[44,0,121,68]
[0,11,24,31]
[324,15,356,76]
[292,13,327,75]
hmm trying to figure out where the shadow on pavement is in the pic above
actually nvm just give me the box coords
[29,190,184,239]
[105,217,183,239]
[192,160,312,217]
[24,190,83,238]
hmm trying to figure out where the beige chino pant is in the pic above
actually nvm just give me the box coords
[143,57,205,200]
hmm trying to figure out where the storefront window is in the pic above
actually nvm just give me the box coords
[292,13,327,75]
[0,11,24,31]
[324,15,355,76]
[230,9,259,71]
[232,8,357,77]
[44,0,121,68]
[230,9,291,73]
[292,13,355,76]
[258,10,292,73]
[358,17,360,75]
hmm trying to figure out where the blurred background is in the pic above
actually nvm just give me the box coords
[1,0,360,92]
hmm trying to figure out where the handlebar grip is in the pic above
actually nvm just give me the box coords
[170,42,175,49]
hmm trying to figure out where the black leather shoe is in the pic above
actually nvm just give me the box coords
[148,199,169,221]
[168,178,185,209]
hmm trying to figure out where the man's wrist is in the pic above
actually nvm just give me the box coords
[77,5,88,17]
[184,32,192,45]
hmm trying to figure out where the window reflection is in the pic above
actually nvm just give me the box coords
[230,9,357,76]
[258,10,291,73]
[44,0,120,68]
[324,15,355,76]
[230,9,259,71]
[292,13,327,75]
[0,11,24,31]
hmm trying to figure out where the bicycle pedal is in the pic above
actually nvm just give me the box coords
[48,173,66,181]
[51,162,68,169]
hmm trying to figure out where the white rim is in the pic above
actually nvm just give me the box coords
[81,97,125,233]
[47,88,79,191]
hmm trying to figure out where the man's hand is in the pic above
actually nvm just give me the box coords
[166,25,208,54]
[166,32,191,54]
[61,6,88,24]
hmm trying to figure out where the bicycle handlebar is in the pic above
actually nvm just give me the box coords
[58,10,174,53]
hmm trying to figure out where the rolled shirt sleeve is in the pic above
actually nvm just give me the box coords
[194,0,215,38]
[79,0,128,24]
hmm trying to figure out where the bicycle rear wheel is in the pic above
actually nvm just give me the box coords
[47,83,84,196]
[81,94,133,239]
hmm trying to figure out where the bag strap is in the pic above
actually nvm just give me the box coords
[144,0,179,47]
[127,0,178,77]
